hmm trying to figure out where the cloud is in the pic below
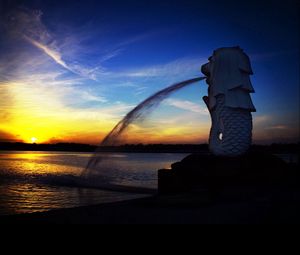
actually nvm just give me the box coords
[81,91,108,103]
[252,115,299,144]
[253,115,272,126]
[115,30,163,49]
[5,8,50,42]
[0,7,211,145]
[4,8,161,82]
[265,125,290,131]
[0,77,134,143]
[24,36,72,72]
[8,9,165,83]
[165,99,209,115]
[119,57,205,78]
[5,8,108,81]
[99,48,124,63]
[134,86,148,96]
[24,32,103,81]
[0,130,22,143]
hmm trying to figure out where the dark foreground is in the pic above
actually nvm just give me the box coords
[0,191,299,224]
[1,152,299,224]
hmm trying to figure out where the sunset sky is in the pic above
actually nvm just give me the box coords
[0,0,299,145]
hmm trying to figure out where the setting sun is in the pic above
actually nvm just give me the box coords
[31,137,38,144]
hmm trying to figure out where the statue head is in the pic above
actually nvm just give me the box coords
[201,47,256,112]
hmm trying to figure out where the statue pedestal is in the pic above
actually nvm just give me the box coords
[158,153,295,195]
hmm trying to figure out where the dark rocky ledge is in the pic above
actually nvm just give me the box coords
[158,152,299,195]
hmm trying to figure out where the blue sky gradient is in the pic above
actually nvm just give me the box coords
[0,0,299,144]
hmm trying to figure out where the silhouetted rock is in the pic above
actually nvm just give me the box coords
[158,152,299,194]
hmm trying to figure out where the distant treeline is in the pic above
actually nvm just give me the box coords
[250,144,300,154]
[0,142,299,154]
[0,142,97,152]
[0,142,208,153]
[95,144,209,153]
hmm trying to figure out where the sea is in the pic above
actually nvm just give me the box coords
[0,151,188,216]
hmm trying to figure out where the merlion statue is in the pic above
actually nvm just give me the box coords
[201,47,256,157]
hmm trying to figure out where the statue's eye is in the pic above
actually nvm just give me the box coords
[209,56,215,63]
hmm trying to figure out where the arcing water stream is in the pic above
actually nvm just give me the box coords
[83,77,206,191]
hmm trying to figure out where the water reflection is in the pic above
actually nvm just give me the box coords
[0,181,145,215]
[0,151,91,176]
[0,151,187,215]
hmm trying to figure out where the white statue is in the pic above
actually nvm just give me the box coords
[201,47,256,157]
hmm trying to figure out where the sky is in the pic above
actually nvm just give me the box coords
[0,0,299,145]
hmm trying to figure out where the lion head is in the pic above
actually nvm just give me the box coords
[201,47,256,112]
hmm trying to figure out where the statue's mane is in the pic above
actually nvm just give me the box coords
[208,47,256,112]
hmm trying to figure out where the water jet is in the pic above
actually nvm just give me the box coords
[85,46,257,192]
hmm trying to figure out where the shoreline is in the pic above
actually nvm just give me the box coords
[1,188,299,224]
[0,151,299,224]
[0,143,298,154]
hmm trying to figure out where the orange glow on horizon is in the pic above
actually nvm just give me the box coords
[3,78,297,145]
[0,81,211,145]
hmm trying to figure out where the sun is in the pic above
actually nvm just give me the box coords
[31,137,38,144]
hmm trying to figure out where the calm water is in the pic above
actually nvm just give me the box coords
[0,151,187,216]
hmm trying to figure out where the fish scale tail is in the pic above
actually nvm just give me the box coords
[209,95,253,157]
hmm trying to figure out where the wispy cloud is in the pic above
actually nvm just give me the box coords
[81,91,108,103]
[0,76,134,143]
[6,8,110,81]
[116,30,163,48]
[252,115,300,144]
[24,36,72,72]
[0,130,22,143]
[23,31,103,81]
[0,8,217,146]
[265,125,290,131]
[118,57,205,78]
[165,99,209,115]
[253,115,272,126]
[99,48,124,63]
[8,8,165,82]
